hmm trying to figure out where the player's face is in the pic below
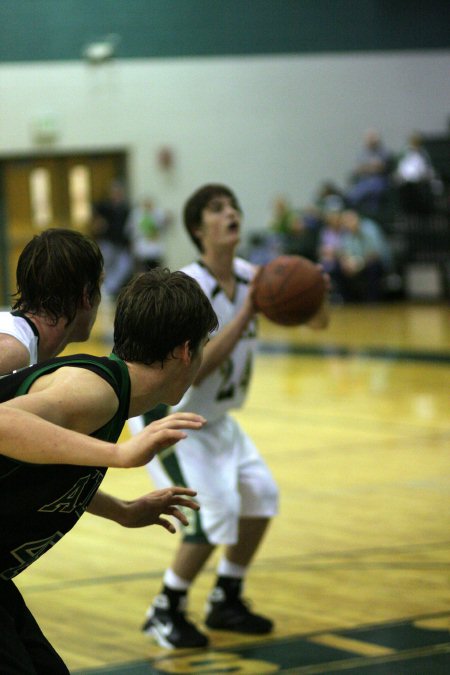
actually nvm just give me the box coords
[198,195,242,251]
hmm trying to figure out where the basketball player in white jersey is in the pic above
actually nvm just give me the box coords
[129,184,330,648]
[0,228,103,375]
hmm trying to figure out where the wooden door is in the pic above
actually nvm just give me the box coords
[0,152,126,304]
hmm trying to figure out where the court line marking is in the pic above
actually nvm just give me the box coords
[21,540,450,592]
[72,638,450,674]
[309,632,395,656]
[258,342,450,364]
[280,643,450,674]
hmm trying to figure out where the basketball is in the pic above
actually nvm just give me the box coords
[254,255,325,326]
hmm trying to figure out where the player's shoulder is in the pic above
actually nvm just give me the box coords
[180,260,202,277]
[0,311,20,331]
[180,261,217,294]
[233,256,257,283]
[33,355,128,401]
[0,311,37,341]
[180,257,256,294]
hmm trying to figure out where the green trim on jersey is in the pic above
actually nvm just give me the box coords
[158,449,208,544]
[0,354,131,579]
[15,354,130,442]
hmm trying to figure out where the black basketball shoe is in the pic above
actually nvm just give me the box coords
[205,584,273,634]
[142,592,209,649]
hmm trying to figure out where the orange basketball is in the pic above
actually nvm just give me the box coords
[254,255,325,326]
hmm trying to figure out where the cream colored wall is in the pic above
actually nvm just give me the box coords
[1,51,449,270]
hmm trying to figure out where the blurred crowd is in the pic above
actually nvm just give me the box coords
[247,128,446,304]
[89,129,446,305]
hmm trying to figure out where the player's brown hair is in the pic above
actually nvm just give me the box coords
[183,184,242,252]
[113,268,218,365]
[12,229,104,326]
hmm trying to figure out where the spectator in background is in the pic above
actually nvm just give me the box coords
[91,180,133,300]
[395,132,440,215]
[286,211,322,262]
[317,195,345,301]
[346,129,393,218]
[269,196,299,236]
[269,196,320,261]
[336,209,392,303]
[315,181,345,211]
[127,196,172,272]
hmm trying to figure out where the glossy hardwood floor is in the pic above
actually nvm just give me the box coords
[15,302,450,674]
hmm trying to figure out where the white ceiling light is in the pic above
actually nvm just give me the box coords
[82,34,121,64]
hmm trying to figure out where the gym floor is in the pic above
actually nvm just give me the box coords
[16,301,450,674]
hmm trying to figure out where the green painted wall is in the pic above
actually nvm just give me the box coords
[0,0,449,63]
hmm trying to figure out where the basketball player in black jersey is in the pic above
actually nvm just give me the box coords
[0,268,218,674]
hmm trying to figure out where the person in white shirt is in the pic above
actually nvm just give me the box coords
[395,132,439,215]
[130,184,330,649]
[0,228,104,375]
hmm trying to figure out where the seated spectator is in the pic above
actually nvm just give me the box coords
[245,232,280,266]
[269,196,300,235]
[335,209,392,303]
[269,196,321,261]
[395,132,440,215]
[286,212,322,261]
[317,195,345,301]
[346,129,393,219]
[315,181,346,210]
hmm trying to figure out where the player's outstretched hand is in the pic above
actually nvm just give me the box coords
[116,412,206,468]
[118,487,200,532]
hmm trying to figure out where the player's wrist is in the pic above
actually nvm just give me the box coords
[108,442,129,468]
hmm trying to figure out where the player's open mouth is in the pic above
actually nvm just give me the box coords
[227,222,239,232]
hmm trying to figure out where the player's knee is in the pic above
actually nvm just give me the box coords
[242,474,279,515]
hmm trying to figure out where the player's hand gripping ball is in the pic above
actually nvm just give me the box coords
[253,255,326,326]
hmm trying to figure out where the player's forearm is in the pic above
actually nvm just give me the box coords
[0,407,120,466]
[194,304,253,383]
[86,490,125,523]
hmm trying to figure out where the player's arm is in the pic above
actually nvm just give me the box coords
[193,282,257,385]
[0,366,121,465]
[0,365,206,466]
[0,405,205,467]
[2,367,119,436]
[86,487,200,533]
[0,334,30,375]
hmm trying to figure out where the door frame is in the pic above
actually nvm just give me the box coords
[0,148,129,305]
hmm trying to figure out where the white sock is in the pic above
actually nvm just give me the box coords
[217,558,247,579]
[163,568,191,592]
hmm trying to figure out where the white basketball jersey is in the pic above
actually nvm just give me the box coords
[0,311,39,367]
[174,257,258,423]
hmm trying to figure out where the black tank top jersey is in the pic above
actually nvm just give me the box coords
[0,353,130,580]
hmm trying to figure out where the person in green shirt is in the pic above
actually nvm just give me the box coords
[0,267,218,674]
